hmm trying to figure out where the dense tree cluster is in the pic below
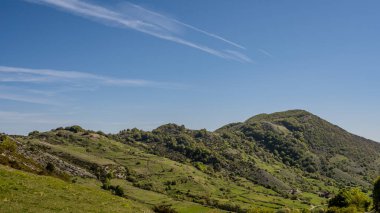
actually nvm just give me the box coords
[327,188,371,212]
[373,177,380,211]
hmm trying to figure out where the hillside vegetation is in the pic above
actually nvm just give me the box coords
[1,110,379,212]
[0,165,150,213]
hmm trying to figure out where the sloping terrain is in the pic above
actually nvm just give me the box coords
[115,110,380,195]
[0,110,379,212]
[0,165,150,213]
[217,110,380,189]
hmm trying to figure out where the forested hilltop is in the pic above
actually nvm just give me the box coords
[1,110,380,212]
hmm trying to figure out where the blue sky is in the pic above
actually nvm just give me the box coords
[0,0,379,141]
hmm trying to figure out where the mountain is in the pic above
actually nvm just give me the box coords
[217,110,380,188]
[1,110,379,212]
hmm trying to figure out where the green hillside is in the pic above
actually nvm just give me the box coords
[0,165,150,213]
[218,110,380,189]
[0,110,379,212]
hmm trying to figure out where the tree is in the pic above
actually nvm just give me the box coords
[373,177,380,211]
[65,125,85,133]
[328,188,371,212]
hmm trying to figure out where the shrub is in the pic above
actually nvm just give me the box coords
[112,185,124,197]
[101,178,111,190]
[0,136,17,152]
[28,131,40,136]
[276,208,292,213]
[152,205,178,213]
[310,208,325,213]
[194,162,207,172]
[100,174,124,198]
[373,176,380,211]
[46,162,55,173]
[65,125,85,133]
[327,206,358,213]
[328,188,371,212]
[247,208,275,213]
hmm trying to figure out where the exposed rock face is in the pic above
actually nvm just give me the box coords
[13,140,96,178]
[34,152,96,178]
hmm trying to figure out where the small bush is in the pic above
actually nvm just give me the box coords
[65,125,85,133]
[327,206,358,213]
[101,178,111,190]
[100,177,124,198]
[28,131,40,136]
[113,185,124,197]
[247,208,275,213]
[0,136,17,152]
[152,205,178,213]
[46,162,55,173]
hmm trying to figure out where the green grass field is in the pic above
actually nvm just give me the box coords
[0,165,151,213]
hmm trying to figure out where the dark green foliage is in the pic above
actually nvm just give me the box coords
[247,209,275,213]
[65,125,85,133]
[96,131,106,136]
[112,109,380,194]
[133,182,154,190]
[46,162,55,173]
[373,177,380,211]
[328,191,349,208]
[214,202,245,213]
[235,121,319,170]
[326,206,359,213]
[101,177,125,197]
[0,136,17,153]
[218,110,380,189]
[28,131,40,136]
[101,178,111,190]
[328,188,371,212]
[110,185,125,197]
[115,123,290,192]
[152,205,178,213]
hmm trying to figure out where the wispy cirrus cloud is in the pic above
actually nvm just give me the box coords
[0,110,72,125]
[257,49,273,58]
[129,3,246,50]
[0,84,63,105]
[224,50,254,63]
[0,92,58,105]
[26,0,251,62]
[0,65,170,87]
[0,65,180,105]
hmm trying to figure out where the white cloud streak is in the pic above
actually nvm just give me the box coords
[0,65,161,87]
[0,111,71,124]
[257,49,273,58]
[0,93,57,105]
[129,3,246,50]
[224,50,253,63]
[26,0,251,62]
[0,65,182,105]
